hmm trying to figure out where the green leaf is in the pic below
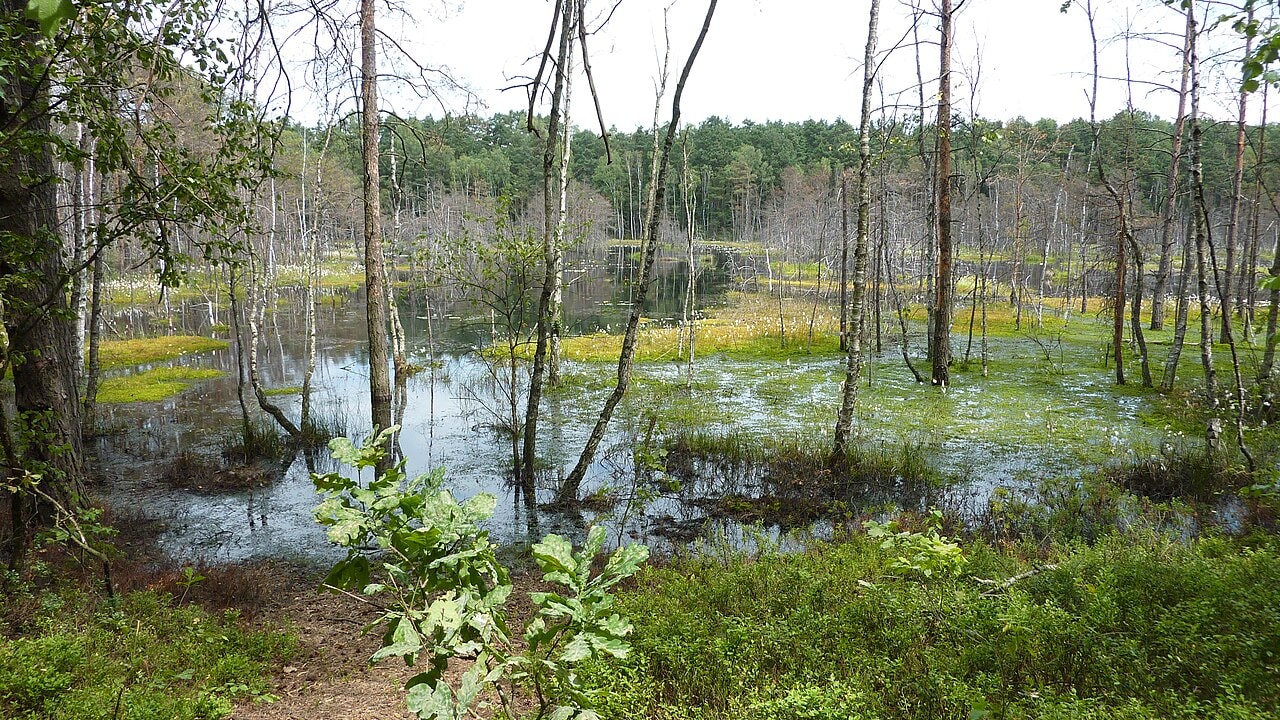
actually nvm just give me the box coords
[406,680,455,720]
[372,616,423,663]
[532,534,577,579]
[1261,274,1280,291]
[25,0,75,36]
[561,635,593,662]
[548,706,575,720]
[323,556,370,591]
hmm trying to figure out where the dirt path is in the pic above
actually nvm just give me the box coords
[226,564,546,720]
[229,566,414,720]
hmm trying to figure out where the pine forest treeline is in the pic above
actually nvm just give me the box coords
[154,107,1280,337]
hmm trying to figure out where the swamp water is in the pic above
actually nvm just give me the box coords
[90,253,1179,562]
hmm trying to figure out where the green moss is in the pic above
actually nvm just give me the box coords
[98,336,227,370]
[261,386,301,396]
[96,367,223,403]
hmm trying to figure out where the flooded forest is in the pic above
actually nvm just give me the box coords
[3,1,1280,719]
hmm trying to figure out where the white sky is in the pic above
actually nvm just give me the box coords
[292,0,1265,129]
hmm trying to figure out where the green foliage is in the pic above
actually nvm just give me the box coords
[863,508,967,578]
[313,429,648,720]
[575,532,1280,720]
[0,587,294,720]
[24,0,75,35]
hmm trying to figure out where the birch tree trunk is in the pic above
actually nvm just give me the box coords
[832,0,880,461]
[522,0,576,491]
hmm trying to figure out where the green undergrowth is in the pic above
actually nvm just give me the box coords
[98,336,227,370]
[97,367,223,403]
[579,529,1280,720]
[0,586,294,720]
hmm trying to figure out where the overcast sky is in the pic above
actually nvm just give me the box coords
[290,0,1264,129]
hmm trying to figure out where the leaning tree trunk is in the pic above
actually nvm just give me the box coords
[832,0,880,462]
[1162,219,1193,392]
[558,0,718,503]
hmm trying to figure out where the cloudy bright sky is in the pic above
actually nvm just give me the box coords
[284,0,1264,128]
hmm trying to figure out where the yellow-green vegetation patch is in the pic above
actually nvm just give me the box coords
[262,386,301,396]
[97,367,224,403]
[550,292,844,362]
[98,335,228,370]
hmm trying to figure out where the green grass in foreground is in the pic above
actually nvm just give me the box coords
[97,367,223,403]
[0,588,294,720]
[580,529,1280,720]
[98,336,228,370]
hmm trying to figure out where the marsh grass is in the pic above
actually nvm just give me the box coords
[97,336,227,370]
[220,419,288,464]
[664,431,949,527]
[549,293,844,362]
[95,367,223,403]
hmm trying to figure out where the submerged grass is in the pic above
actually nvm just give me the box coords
[98,335,227,370]
[96,367,223,403]
[580,530,1280,720]
[663,430,948,527]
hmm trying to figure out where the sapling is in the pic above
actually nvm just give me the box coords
[314,428,648,720]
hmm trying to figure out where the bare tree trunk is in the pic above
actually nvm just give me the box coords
[1162,219,1193,391]
[386,150,409,378]
[681,133,698,390]
[930,0,954,387]
[1151,7,1192,331]
[1220,10,1253,343]
[832,0,880,461]
[247,255,300,438]
[886,247,925,383]
[1187,4,1219,407]
[550,39,575,388]
[1129,236,1152,387]
[1242,83,1267,337]
[522,0,576,491]
[558,0,718,503]
[82,238,106,433]
[1260,226,1279,414]
[361,0,393,465]
[839,170,850,352]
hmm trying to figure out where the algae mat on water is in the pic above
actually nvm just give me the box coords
[97,367,224,403]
